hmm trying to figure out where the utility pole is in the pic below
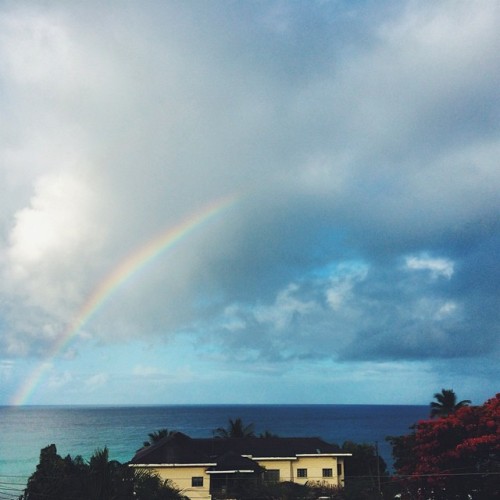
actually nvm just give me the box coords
[375,441,382,497]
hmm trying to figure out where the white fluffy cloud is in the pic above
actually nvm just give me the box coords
[405,255,454,279]
[7,172,102,293]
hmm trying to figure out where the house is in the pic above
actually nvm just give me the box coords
[130,432,351,499]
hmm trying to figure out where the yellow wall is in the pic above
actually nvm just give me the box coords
[138,465,212,500]
[256,455,345,487]
[256,458,294,481]
[293,455,344,486]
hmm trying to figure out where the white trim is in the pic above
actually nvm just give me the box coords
[130,463,216,467]
[249,456,298,461]
[296,453,352,457]
[206,470,255,474]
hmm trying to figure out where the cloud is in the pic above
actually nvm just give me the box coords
[0,359,14,380]
[326,263,369,310]
[84,372,108,392]
[47,370,73,390]
[6,172,103,302]
[0,0,498,403]
[405,255,454,279]
[208,249,494,366]
[132,364,167,378]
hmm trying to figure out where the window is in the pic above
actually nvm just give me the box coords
[192,477,203,487]
[264,469,280,483]
[297,468,307,478]
[337,463,343,476]
[322,468,333,478]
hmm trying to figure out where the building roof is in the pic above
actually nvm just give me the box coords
[206,452,264,474]
[130,432,348,466]
[132,432,214,465]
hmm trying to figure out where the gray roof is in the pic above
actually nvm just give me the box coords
[131,432,343,466]
[207,452,264,473]
[132,432,211,464]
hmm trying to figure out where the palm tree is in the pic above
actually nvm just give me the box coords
[88,447,113,500]
[259,430,279,438]
[143,428,174,447]
[214,418,255,438]
[430,389,471,418]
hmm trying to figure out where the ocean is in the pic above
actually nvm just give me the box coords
[0,404,428,496]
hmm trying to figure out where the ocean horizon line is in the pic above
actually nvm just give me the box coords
[1,402,429,408]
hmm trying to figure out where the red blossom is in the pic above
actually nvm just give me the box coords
[390,393,500,499]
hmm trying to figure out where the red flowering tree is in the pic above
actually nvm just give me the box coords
[388,393,500,500]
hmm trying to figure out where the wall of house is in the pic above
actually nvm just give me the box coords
[255,455,345,487]
[146,465,212,500]
[254,458,294,482]
[337,457,346,485]
[294,455,343,486]
[132,455,347,498]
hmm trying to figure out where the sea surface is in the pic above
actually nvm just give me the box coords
[0,404,428,497]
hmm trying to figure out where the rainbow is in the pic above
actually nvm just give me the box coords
[11,195,237,405]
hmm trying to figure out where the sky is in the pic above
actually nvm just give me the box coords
[0,0,498,406]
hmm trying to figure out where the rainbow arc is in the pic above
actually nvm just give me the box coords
[11,195,237,405]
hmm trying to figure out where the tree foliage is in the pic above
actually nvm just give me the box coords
[21,444,87,500]
[341,441,394,500]
[214,417,279,438]
[389,393,500,500]
[430,388,471,419]
[214,417,255,438]
[20,444,187,500]
[143,428,175,447]
[211,478,347,500]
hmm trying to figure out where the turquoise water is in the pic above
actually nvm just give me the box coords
[0,404,428,496]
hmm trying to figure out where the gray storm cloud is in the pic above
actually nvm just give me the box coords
[0,0,498,376]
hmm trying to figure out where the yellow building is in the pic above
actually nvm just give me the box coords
[130,432,351,499]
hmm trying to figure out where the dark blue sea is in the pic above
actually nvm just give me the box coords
[0,404,428,496]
